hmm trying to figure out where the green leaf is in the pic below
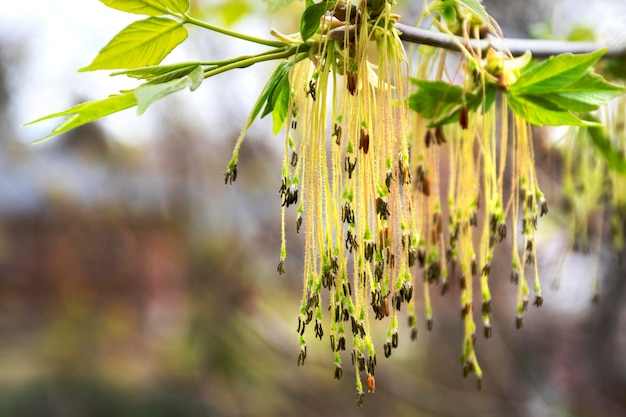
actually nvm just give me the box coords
[263,0,294,13]
[271,76,291,134]
[456,0,496,33]
[508,49,606,95]
[300,1,335,42]
[80,17,188,71]
[26,93,138,143]
[508,95,598,127]
[113,62,205,81]
[585,116,626,175]
[408,80,463,120]
[245,61,293,131]
[549,72,625,109]
[100,0,190,16]
[135,65,203,114]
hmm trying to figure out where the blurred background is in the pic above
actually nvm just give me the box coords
[1,0,625,416]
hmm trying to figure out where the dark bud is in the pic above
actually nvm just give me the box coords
[427,317,434,331]
[296,213,303,234]
[383,342,392,358]
[333,124,342,146]
[356,390,365,408]
[516,315,523,329]
[290,151,298,167]
[297,345,307,366]
[391,331,399,348]
[308,79,316,101]
[358,354,366,372]
[441,281,450,295]
[483,323,492,339]
[461,303,470,318]
[460,275,467,290]
[425,129,435,148]
[459,105,468,130]
[330,335,336,352]
[510,269,519,284]
[277,259,286,275]
[482,300,492,315]
[359,128,370,154]
[334,364,343,380]
[224,165,238,185]
[540,198,549,216]
[533,295,544,308]
[471,259,478,277]
[435,125,447,144]
[410,327,418,341]
[347,70,358,95]
[477,377,483,391]
[337,336,346,351]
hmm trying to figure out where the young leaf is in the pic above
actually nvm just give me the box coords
[300,1,335,42]
[408,80,463,120]
[508,95,598,127]
[263,0,295,13]
[508,49,606,95]
[100,0,190,16]
[112,62,206,81]
[135,65,203,115]
[245,61,293,131]
[585,116,626,175]
[26,93,138,143]
[456,0,496,33]
[271,76,291,134]
[80,17,188,71]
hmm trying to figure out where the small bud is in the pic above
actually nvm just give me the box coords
[356,390,365,407]
[410,327,418,341]
[277,259,286,275]
[427,317,434,331]
[366,375,376,393]
[459,105,468,129]
[533,295,544,307]
[359,128,370,154]
[515,315,523,329]
[334,365,343,380]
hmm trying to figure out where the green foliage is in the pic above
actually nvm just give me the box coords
[263,0,296,13]
[100,0,190,16]
[408,79,495,127]
[585,115,626,175]
[508,50,625,126]
[26,93,138,143]
[455,0,496,32]
[79,17,188,71]
[135,65,203,114]
[300,1,335,42]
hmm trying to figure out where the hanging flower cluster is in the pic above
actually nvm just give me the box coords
[217,0,624,406]
[245,0,549,402]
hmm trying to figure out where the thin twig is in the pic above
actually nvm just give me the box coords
[330,22,626,59]
[394,23,626,59]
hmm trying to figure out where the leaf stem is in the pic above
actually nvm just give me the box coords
[203,46,303,79]
[183,14,287,48]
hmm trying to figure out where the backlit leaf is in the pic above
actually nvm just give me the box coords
[300,1,335,42]
[508,95,598,127]
[26,93,138,143]
[100,0,190,15]
[263,0,294,13]
[135,65,203,114]
[508,49,606,95]
[80,17,188,71]
[456,0,496,33]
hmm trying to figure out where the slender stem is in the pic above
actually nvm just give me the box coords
[392,23,626,58]
[203,46,303,79]
[183,15,287,48]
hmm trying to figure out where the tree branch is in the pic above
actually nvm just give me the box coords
[393,22,626,59]
[329,22,626,59]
